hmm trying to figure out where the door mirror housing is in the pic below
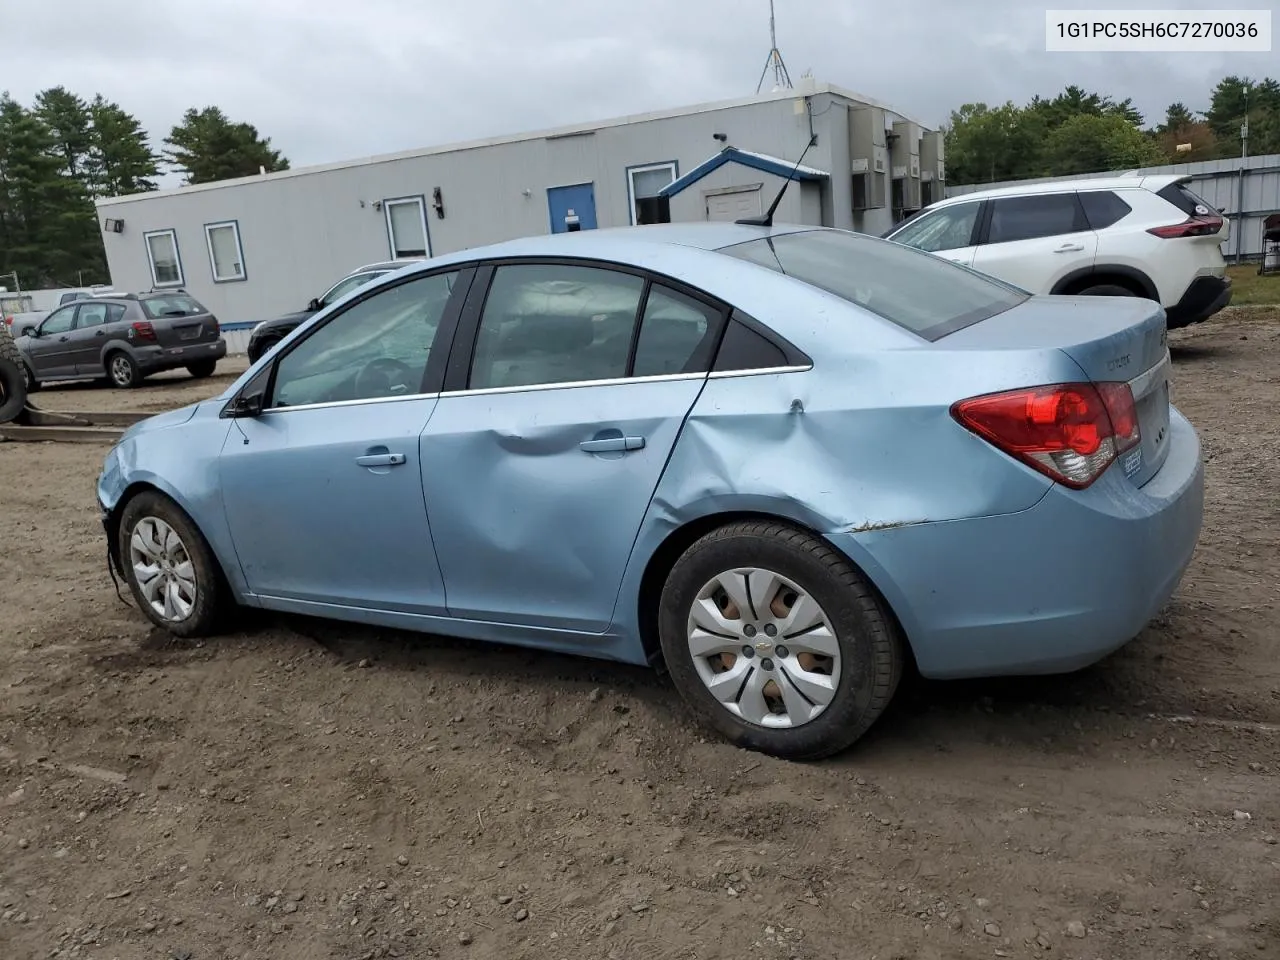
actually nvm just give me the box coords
[307,297,322,312]
[222,389,265,419]
[20,325,38,338]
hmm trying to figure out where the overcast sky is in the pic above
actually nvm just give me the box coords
[3,0,1274,180]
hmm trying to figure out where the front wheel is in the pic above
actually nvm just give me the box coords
[247,336,280,365]
[118,491,226,637]
[658,521,903,760]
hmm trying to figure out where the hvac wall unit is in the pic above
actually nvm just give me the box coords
[918,130,945,206]
[890,120,922,213]
[849,107,888,211]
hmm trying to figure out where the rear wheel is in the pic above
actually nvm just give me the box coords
[118,490,225,637]
[187,359,217,379]
[1077,283,1137,297]
[657,520,903,760]
[107,351,140,389]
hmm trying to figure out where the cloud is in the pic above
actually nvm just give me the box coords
[3,0,1273,180]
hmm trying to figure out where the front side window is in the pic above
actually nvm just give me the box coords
[271,271,458,409]
[628,163,676,225]
[986,193,1087,244]
[144,229,184,286]
[469,264,646,390]
[632,284,721,377]
[721,229,1028,341]
[384,197,429,258]
[39,305,77,335]
[887,201,981,253]
[321,271,385,307]
[205,221,246,282]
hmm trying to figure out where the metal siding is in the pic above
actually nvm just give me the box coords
[97,93,932,337]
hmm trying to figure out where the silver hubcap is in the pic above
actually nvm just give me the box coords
[111,356,131,384]
[128,517,197,622]
[687,567,840,729]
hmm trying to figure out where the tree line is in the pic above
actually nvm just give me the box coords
[0,87,288,289]
[944,75,1279,185]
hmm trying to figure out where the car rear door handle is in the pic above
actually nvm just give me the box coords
[1054,242,1085,253]
[355,453,406,467]
[580,436,646,453]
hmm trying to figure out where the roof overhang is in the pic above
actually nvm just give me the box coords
[657,146,829,199]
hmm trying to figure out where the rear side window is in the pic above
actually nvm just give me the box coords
[720,230,1028,341]
[76,302,126,328]
[986,193,1088,244]
[141,295,205,319]
[1078,191,1133,230]
[631,285,722,377]
[1157,181,1218,217]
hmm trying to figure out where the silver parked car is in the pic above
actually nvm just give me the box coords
[17,292,227,390]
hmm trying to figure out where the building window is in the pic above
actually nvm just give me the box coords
[627,162,676,225]
[144,229,184,287]
[204,220,246,282]
[383,196,430,258]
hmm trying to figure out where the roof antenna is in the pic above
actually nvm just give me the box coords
[736,133,818,228]
[756,0,794,93]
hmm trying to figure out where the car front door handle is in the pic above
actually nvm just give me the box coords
[580,436,646,453]
[1054,243,1085,253]
[355,453,406,467]
[94,330,105,337]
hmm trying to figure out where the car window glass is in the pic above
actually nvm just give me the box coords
[889,202,980,252]
[1078,191,1133,230]
[987,194,1086,244]
[632,285,721,377]
[322,272,383,306]
[722,230,1027,341]
[76,303,110,328]
[40,306,76,335]
[141,295,204,319]
[271,271,459,409]
[469,264,645,390]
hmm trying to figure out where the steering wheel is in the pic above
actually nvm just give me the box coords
[353,357,418,398]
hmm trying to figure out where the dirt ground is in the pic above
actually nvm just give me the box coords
[2,314,1278,960]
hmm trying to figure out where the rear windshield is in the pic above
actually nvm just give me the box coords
[1157,181,1218,218]
[719,229,1028,341]
[141,295,206,319]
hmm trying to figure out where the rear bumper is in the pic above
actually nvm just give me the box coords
[830,407,1204,680]
[1165,276,1231,329]
[136,337,227,371]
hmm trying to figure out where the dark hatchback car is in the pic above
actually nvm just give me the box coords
[17,292,226,390]
[245,259,422,363]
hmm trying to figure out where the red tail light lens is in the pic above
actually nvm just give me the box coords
[952,382,1141,489]
[1147,215,1223,239]
[131,321,157,341]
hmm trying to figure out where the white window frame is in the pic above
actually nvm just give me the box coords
[383,196,431,259]
[203,219,246,283]
[626,161,678,225]
[143,228,184,288]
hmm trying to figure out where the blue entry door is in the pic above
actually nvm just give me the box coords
[547,182,598,234]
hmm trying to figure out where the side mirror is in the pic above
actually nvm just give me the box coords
[222,390,265,419]
[307,298,321,312]
[21,326,37,337]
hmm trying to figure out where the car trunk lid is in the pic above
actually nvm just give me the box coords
[943,294,1172,487]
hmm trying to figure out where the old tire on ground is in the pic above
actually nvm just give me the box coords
[187,360,217,379]
[118,490,226,638]
[0,324,28,422]
[1077,283,1138,297]
[107,351,141,389]
[657,520,903,761]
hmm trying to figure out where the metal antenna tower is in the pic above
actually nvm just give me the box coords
[755,0,793,93]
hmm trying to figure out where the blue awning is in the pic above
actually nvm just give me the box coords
[658,146,828,198]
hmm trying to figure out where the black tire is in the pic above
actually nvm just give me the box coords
[0,325,28,422]
[657,520,903,760]
[22,362,40,393]
[187,359,217,379]
[247,336,279,365]
[1077,283,1137,297]
[106,350,141,389]
[118,490,226,638]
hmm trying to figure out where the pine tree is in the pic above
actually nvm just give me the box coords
[86,95,161,198]
[164,106,289,185]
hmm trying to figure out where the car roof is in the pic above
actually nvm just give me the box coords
[352,259,425,274]
[925,174,1189,210]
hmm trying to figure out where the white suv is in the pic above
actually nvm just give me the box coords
[883,175,1231,329]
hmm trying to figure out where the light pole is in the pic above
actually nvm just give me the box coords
[1236,83,1250,264]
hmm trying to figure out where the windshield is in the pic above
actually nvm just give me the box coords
[719,229,1028,341]
[141,295,205,318]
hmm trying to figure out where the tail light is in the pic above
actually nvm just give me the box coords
[952,382,1140,489]
[210,316,220,335]
[131,321,157,342]
[1147,215,1223,239]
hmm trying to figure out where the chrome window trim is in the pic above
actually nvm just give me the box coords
[257,364,813,414]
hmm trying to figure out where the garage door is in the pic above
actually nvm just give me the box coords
[705,187,762,222]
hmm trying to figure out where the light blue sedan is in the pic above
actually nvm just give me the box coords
[97,223,1204,759]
